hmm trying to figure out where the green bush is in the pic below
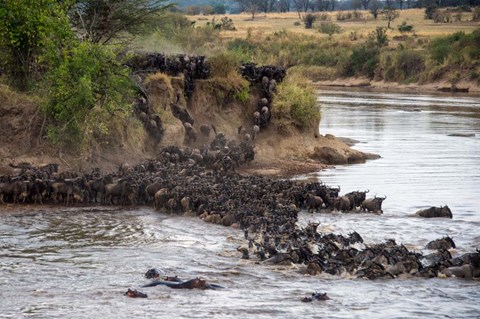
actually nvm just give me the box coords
[395,49,426,82]
[318,22,342,38]
[429,30,480,65]
[343,42,380,78]
[44,42,134,148]
[0,0,71,90]
[398,21,414,34]
[273,76,319,132]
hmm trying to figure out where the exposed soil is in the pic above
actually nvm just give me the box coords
[0,75,377,178]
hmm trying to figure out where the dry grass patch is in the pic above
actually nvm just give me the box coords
[189,9,479,40]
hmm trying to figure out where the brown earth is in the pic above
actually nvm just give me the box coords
[0,75,378,178]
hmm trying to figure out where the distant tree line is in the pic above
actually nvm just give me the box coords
[228,0,480,16]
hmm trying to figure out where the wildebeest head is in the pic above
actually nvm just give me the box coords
[441,205,453,219]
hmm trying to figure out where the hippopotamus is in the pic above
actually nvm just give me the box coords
[143,278,224,290]
[416,205,452,218]
[124,289,148,298]
[301,292,330,302]
[143,268,224,289]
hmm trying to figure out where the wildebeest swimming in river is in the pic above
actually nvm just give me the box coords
[416,205,453,218]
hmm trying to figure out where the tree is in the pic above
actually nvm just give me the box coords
[258,0,276,14]
[45,41,134,148]
[369,0,382,19]
[294,0,311,18]
[397,0,405,9]
[314,0,330,11]
[330,0,337,10]
[236,0,260,19]
[383,7,399,28]
[211,1,228,14]
[278,0,291,12]
[362,0,371,10]
[69,0,171,44]
[352,0,363,10]
[0,0,72,90]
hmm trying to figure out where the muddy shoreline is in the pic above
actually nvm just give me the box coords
[314,78,480,94]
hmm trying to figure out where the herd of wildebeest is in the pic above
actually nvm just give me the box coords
[1,129,478,283]
[1,54,479,301]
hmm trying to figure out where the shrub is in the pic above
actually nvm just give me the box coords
[206,16,236,31]
[398,21,414,34]
[369,27,389,47]
[425,6,438,19]
[336,11,352,21]
[318,22,342,38]
[273,75,319,132]
[44,42,134,148]
[317,13,331,21]
[343,44,380,78]
[472,7,480,21]
[204,52,250,104]
[394,49,426,82]
[303,14,317,29]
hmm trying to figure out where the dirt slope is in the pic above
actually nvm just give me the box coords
[0,75,377,177]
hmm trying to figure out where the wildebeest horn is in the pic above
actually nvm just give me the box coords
[366,189,370,193]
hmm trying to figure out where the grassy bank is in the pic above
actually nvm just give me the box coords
[179,9,480,88]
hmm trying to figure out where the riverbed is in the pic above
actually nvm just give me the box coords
[1,89,479,318]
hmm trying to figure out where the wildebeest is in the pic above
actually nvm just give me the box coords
[305,194,323,213]
[415,206,452,219]
[105,179,135,205]
[345,190,369,210]
[361,196,386,214]
[199,124,211,137]
[0,178,28,204]
[426,236,456,250]
[334,196,351,212]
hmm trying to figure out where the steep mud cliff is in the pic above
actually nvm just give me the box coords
[0,70,376,177]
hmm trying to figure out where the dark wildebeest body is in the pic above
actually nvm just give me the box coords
[361,196,386,214]
[334,196,351,212]
[426,236,456,250]
[345,190,369,210]
[416,206,452,219]
[305,194,323,213]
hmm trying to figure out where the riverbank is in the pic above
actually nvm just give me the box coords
[314,77,480,94]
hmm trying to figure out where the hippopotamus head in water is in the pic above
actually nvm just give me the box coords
[301,292,330,302]
[124,289,148,298]
[145,268,165,280]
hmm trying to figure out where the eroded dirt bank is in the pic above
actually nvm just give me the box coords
[0,70,376,177]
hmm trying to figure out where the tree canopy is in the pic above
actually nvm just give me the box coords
[69,0,172,44]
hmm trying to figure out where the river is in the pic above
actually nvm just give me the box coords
[1,89,479,318]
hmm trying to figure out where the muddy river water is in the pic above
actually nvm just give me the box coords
[1,89,479,318]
